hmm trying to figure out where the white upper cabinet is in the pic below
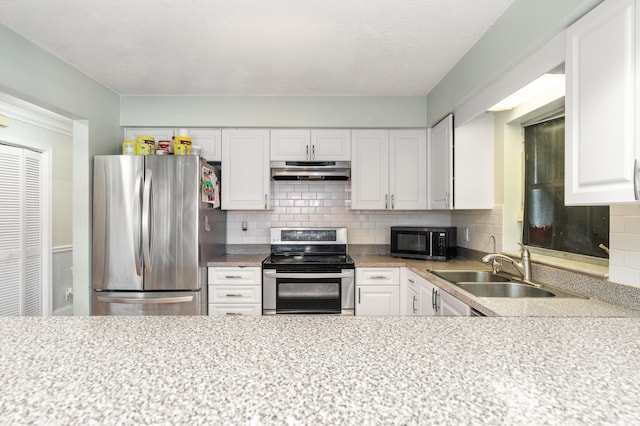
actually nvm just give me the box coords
[428,115,454,209]
[221,129,270,210]
[351,129,427,210]
[454,113,494,209]
[390,129,427,210]
[271,129,350,161]
[428,113,494,210]
[123,128,221,161]
[270,129,311,161]
[189,128,222,162]
[310,129,351,161]
[351,129,390,209]
[566,0,640,205]
[124,128,174,145]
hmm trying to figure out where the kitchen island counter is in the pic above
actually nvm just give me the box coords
[1,315,639,425]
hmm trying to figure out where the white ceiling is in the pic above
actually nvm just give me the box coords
[0,0,514,96]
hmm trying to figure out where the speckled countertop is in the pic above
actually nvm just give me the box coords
[1,315,639,425]
[206,253,640,317]
[207,254,267,267]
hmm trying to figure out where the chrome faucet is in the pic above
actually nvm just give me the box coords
[482,243,533,284]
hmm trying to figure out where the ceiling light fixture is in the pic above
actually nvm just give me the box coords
[488,74,565,112]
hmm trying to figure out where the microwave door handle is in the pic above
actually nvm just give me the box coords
[429,232,433,257]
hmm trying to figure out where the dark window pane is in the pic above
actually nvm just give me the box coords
[523,117,609,258]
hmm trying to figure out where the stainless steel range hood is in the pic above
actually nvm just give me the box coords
[271,161,351,181]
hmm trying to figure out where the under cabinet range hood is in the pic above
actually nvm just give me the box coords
[270,161,351,181]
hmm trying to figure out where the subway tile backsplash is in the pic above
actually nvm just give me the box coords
[227,181,451,245]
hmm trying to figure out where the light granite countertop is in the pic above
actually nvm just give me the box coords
[1,315,639,425]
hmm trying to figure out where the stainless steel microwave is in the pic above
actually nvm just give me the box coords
[390,226,457,261]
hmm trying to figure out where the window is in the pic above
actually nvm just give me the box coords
[522,116,609,259]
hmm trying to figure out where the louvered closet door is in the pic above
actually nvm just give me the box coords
[0,145,42,316]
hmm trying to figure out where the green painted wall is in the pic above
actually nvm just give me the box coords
[120,95,427,128]
[426,0,603,127]
[0,24,120,315]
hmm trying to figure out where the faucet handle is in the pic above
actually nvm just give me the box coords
[517,242,530,259]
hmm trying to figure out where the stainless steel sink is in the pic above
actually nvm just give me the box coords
[430,270,511,283]
[455,283,555,298]
[428,269,585,299]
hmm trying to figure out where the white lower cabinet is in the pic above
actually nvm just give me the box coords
[356,268,400,316]
[413,269,471,317]
[403,269,420,316]
[208,267,262,316]
[418,276,439,316]
[439,290,471,316]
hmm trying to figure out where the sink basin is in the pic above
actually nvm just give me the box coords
[455,283,555,298]
[430,270,511,283]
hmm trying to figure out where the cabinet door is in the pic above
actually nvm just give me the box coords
[438,290,471,316]
[189,129,222,162]
[403,269,419,316]
[221,129,270,210]
[418,279,438,316]
[311,129,351,161]
[351,130,389,210]
[565,0,640,205]
[356,285,400,316]
[454,114,494,209]
[428,114,454,210]
[389,129,427,210]
[270,129,311,161]
[406,287,419,316]
[123,128,174,145]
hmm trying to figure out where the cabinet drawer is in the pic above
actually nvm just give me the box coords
[208,267,261,285]
[209,286,261,304]
[356,268,400,285]
[405,271,419,292]
[209,304,262,316]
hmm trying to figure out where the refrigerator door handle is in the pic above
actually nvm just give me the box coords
[142,169,153,276]
[133,171,143,276]
[97,295,194,304]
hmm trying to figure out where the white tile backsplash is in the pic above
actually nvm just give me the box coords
[227,181,451,245]
[609,204,640,288]
[451,206,504,253]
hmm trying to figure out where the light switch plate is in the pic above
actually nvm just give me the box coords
[0,115,10,128]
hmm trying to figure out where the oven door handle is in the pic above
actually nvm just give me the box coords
[263,271,353,279]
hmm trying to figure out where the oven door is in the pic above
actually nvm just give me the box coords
[263,270,354,315]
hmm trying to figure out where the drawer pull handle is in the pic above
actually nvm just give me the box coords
[370,276,388,280]
[408,278,415,283]
[225,294,243,297]
[225,275,243,279]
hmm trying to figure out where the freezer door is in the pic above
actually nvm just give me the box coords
[92,291,202,315]
[93,156,144,291]
[143,156,200,290]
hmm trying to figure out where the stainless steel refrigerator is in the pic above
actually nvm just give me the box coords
[92,155,226,315]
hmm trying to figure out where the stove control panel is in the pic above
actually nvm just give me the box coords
[271,228,347,245]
